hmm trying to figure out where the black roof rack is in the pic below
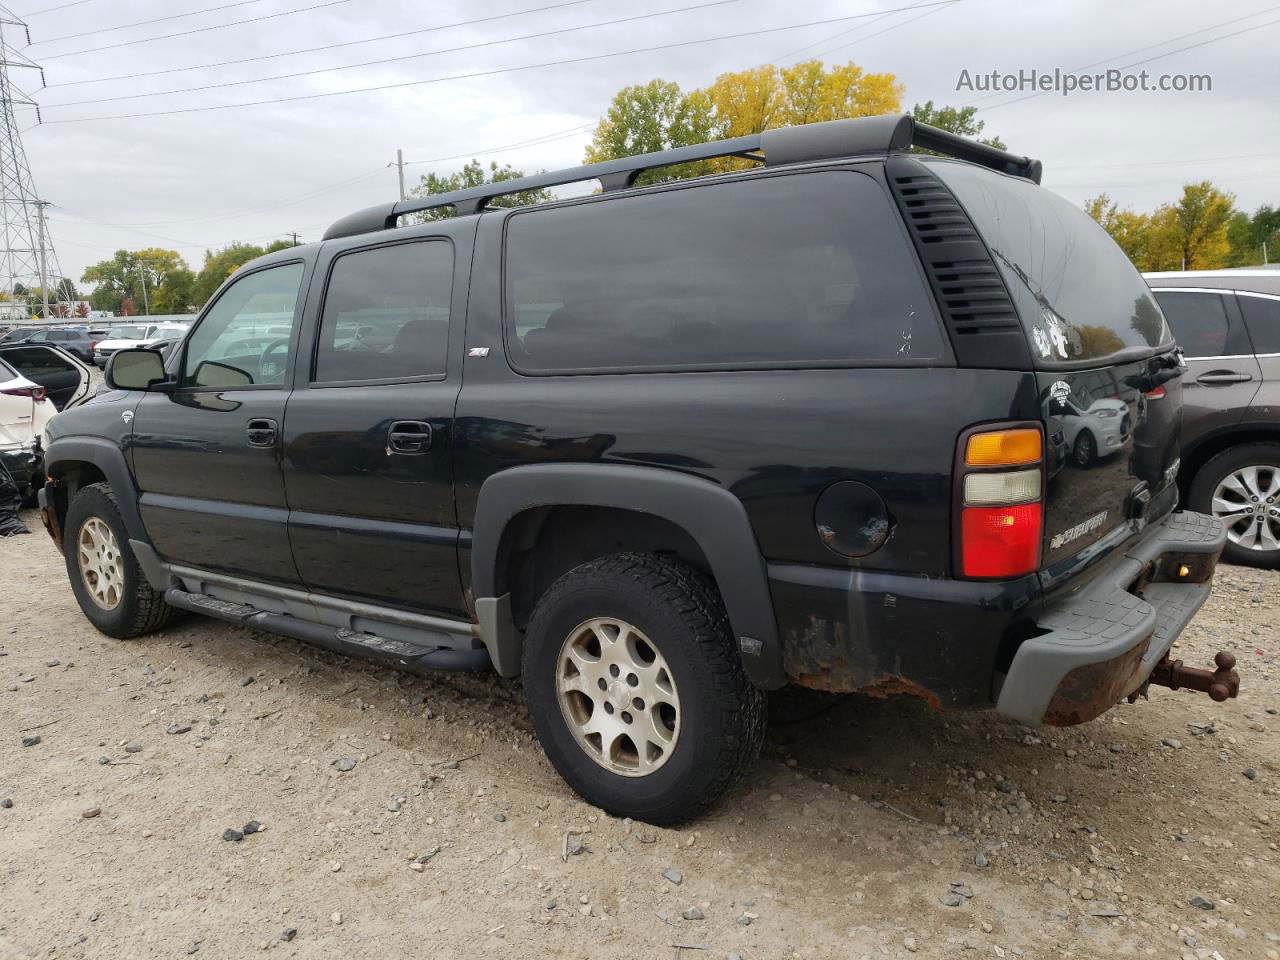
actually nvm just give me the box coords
[324,113,1042,241]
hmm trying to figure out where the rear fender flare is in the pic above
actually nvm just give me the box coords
[471,464,783,688]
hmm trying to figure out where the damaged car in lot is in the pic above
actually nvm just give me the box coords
[36,115,1238,824]
[0,343,92,505]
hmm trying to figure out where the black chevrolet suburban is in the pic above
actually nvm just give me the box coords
[38,115,1237,824]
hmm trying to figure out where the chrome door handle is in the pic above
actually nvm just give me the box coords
[1196,371,1252,385]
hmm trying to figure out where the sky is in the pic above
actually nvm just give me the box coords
[6,0,1279,287]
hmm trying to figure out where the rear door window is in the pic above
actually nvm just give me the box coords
[1238,293,1280,354]
[313,241,453,383]
[1152,290,1252,358]
[929,160,1170,365]
[504,171,944,372]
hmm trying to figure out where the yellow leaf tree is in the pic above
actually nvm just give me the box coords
[585,61,903,177]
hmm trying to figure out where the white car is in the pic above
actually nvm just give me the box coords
[0,353,57,503]
[1055,395,1131,467]
[0,344,92,504]
[93,321,191,368]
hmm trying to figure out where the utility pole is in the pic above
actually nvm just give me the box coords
[35,198,48,319]
[135,264,149,316]
[288,231,299,247]
[393,148,406,201]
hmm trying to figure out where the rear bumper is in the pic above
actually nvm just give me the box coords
[995,510,1225,725]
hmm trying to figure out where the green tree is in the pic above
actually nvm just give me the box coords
[1227,204,1280,265]
[408,159,553,222]
[910,100,1006,149]
[151,267,197,314]
[585,79,715,184]
[192,243,268,307]
[584,60,903,179]
[83,248,194,315]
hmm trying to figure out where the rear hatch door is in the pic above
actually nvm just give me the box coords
[928,159,1181,572]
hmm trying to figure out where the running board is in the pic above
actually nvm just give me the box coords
[163,587,492,673]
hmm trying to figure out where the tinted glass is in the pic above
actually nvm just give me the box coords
[1238,293,1280,354]
[505,171,943,372]
[930,161,1170,364]
[108,327,148,340]
[182,263,304,388]
[0,345,73,375]
[1152,290,1249,358]
[314,241,452,382]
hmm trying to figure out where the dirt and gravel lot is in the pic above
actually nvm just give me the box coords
[1,508,1276,960]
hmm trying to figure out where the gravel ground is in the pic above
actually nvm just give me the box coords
[1,509,1276,960]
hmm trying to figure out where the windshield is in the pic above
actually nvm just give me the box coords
[107,327,147,340]
[927,160,1171,365]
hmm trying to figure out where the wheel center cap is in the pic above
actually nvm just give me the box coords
[606,680,631,710]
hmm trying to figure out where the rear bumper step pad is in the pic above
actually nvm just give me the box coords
[996,511,1226,726]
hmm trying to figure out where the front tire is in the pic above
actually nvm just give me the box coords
[522,553,766,825]
[1188,443,1280,568]
[1072,430,1096,468]
[63,482,176,637]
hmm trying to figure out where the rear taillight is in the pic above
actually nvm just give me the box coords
[2,385,46,402]
[957,425,1044,579]
[1145,385,1166,400]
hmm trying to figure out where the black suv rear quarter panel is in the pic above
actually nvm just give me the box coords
[455,173,1048,705]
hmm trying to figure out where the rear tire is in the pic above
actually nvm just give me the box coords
[1188,442,1280,568]
[522,553,766,825]
[63,482,176,637]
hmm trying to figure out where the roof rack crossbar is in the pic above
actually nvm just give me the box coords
[323,114,1042,240]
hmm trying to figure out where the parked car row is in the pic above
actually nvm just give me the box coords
[0,317,194,368]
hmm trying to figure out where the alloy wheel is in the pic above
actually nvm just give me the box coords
[1211,464,1280,552]
[77,516,124,610]
[555,617,680,777]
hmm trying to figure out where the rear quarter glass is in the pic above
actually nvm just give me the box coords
[927,160,1170,366]
[501,169,947,373]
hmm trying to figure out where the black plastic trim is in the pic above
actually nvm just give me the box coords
[470,463,783,688]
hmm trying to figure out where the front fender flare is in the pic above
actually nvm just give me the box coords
[471,464,783,689]
[43,437,146,541]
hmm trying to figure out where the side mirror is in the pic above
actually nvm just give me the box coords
[105,348,170,391]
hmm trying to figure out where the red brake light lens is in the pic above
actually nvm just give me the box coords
[2,385,46,402]
[1145,385,1166,400]
[961,503,1043,578]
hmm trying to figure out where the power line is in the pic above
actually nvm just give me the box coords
[800,1,961,61]
[28,0,265,46]
[44,0,593,89]
[964,3,1280,107]
[402,122,597,166]
[974,8,1280,112]
[35,2,959,124]
[774,0,941,62]
[39,0,354,61]
[42,0,746,110]
[11,0,95,17]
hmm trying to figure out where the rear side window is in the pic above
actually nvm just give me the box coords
[1152,290,1251,358]
[930,161,1170,365]
[0,345,74,375]
[504,171,943,372]
[314,241,452,383]
[1238,293,1280,354]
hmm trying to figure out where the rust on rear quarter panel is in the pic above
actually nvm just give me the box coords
[785,616,945,708]
[1042,638,1150,726]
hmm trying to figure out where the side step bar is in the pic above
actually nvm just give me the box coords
[163,587,492,674]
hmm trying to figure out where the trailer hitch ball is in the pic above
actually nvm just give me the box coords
[1148,651,1240,702]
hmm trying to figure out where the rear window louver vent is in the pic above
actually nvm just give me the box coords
[886,156,1030,369]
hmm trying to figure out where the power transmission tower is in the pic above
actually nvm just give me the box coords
[0,6,60,323]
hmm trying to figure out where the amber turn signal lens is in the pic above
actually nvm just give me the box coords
[965,428,1042,467]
